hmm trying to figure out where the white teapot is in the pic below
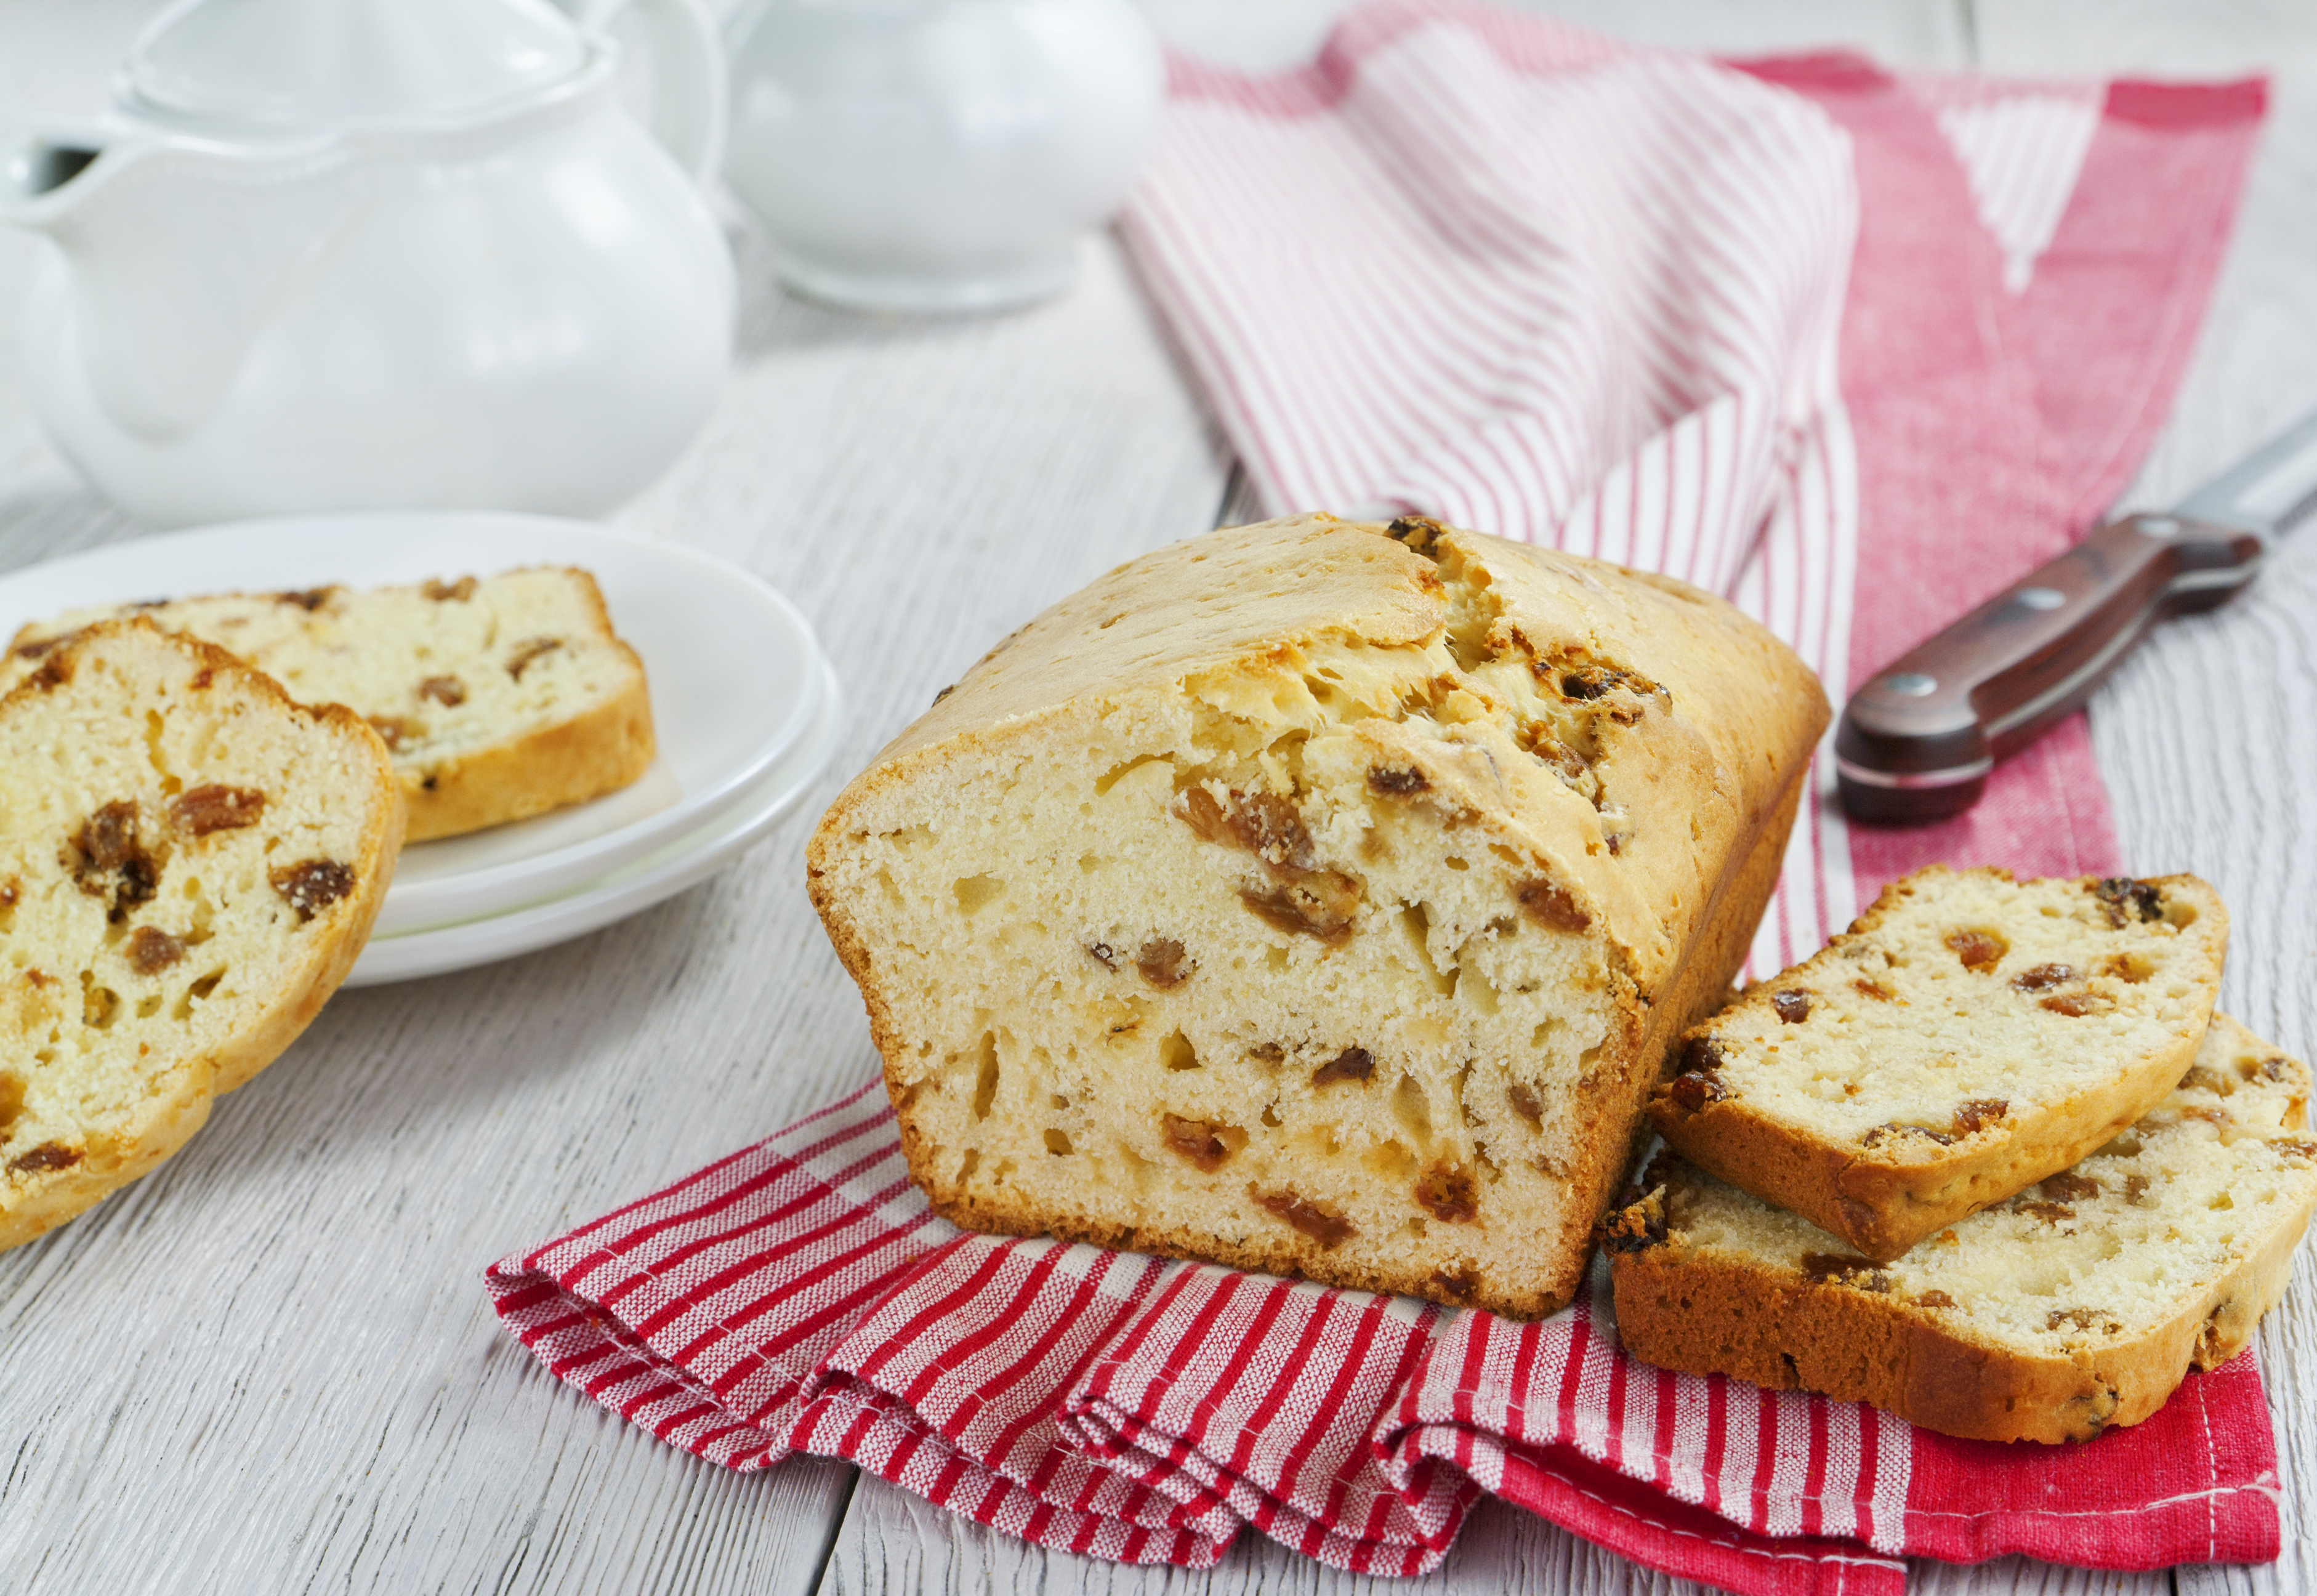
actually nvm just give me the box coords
[722,0,1163,312]
[0,0,735,526]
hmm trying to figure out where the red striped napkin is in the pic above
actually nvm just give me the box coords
[489,6,2279,1590]
[488,1082,2282,1592]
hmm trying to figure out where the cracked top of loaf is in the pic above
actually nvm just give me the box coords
[813,514,1830,1315]
[813,515,1831,1315]
[852,513,1828,996]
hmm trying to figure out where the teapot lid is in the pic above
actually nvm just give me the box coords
[119,0,590,133]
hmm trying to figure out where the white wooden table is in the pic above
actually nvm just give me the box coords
[2,2,2312,1592]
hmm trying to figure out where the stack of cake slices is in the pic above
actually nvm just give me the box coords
[6,568,656,844]
[1607,864,2317,1443]
[7,554,839,986]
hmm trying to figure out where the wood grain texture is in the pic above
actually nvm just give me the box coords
[0,0,1227,1576]
[822,1484,1658,1596]
[821,1477,2172,1596]
[817,2,2310,1592]
[1968,10,2317,1596]
[0,0,2309,1592]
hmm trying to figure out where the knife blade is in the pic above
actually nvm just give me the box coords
[1835,404,2317,823]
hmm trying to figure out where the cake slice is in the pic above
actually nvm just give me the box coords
[808,513,1828,1320]
[0,620,402,1250]
[1608,1013,2317,1443]
[1646,866,2226,1260]
[6,566,652,840]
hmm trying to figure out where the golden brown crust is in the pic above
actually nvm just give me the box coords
[808,515,1827,1320]
[399,651,651,840]
[1611,1180,2316,1443]
[0,621,401,1249]
[1614,1022,2317,1441]
[1611,1251,2130,1442]
[860,525,1450,770]
[0,1090,214,1252]
[1648,868,2224,1260]
[1464,538,1829,991]
[9,566,649,842]
[1536,761,1812,1313]
[830,517,1831,999]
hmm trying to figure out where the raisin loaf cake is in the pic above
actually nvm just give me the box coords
[6,567,651,840]
[1648,866,2226,1260]
[1610,1013,2317,1443]
[808,514,1829,1319]
[0,621,401,1250]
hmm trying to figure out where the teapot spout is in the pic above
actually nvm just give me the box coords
[6,127,369,440]
[1,127,112,230]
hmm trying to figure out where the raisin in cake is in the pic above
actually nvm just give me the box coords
[1648,866,2226,1260]
[1610,1013,2316,1443]
[807,514,1829,1319]
[0,621,401,1250]
[6,567,651,840]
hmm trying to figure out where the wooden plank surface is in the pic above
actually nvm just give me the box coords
[1966,9,2317,1596]
[0,6,1229,1579]
[0,0,2310,1593]
[820,1478,2168,1596]
[812,2,2310,1593]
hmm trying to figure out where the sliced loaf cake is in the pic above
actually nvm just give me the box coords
[1609,1012,2316,1443]
[0,621,402,1250]
[6,566,652,840]
[808,513,1828,1320]
[1646,866,2226,1260]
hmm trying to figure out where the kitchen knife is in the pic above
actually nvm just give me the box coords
[1835,405,2317,823]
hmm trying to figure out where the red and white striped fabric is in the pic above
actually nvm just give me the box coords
[488,1084,2283,1592]
[489,6,2276,1591]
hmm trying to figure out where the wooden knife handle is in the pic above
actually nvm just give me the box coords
[1835,514,2265,823]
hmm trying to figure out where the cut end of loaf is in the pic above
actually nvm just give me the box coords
[811,515,1827,1318]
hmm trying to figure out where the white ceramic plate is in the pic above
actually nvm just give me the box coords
[0,512,826,937]
[345,657,845,985]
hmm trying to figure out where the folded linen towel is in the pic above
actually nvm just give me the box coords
[490,6,2273,1590]
[488,1080,2281,1593]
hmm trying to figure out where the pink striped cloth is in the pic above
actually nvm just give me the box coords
[488,7,2278,1591]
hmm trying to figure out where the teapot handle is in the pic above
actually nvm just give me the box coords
[553,0,727,183]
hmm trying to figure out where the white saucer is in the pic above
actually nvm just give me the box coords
[0,512,827,938]
[345,656,845,985]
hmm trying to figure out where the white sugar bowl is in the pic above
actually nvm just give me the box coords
[0,0,735,527]
[722,0,1164,312]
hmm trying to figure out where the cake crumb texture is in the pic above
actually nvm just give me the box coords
[6,567,653,840]
[1650,865,2227,1259]
[0,621,401,1249]
[808,513,1829,1319]
[1611,1013,2317,1443]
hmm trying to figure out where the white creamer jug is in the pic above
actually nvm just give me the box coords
[0,0,735,526]
[722,0,1163,312]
